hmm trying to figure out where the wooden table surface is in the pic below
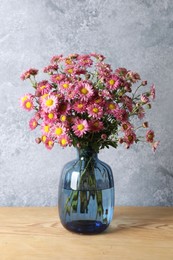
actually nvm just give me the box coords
[0,207,172,260]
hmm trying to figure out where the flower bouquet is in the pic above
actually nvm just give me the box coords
[20,53,159,233]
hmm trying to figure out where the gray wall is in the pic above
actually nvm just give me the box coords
[0,0,173,206]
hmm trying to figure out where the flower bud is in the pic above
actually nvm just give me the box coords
[141,80,147,86]
[35,137,41,144]
[147,103,152,109]
[101,134,107,140]
[119,138,124,144]
[142,122,149,128]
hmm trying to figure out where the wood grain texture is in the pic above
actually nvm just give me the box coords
[0,207,172,260]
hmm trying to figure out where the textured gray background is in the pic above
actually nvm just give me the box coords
[0,0,173,206]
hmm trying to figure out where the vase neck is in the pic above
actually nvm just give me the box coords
[77,147,98,160]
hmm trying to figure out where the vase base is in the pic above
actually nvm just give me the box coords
[62,220,109,234]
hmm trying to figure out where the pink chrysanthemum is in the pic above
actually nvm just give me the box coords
[41,123,51,135]
[58,134,71,147]
[106,102,119,116]
[20,68,38,80]
[150,84,156,100]
[121,96,133,112]
[37,81,52,95]
[72,119,89,137]
[29,118,38,130]
[146,130,155,143]
[121,121,133,132]
[77,54,93,67]
[41,94,58,112]
[126,71,141,83]
[43,64,58,73]
[45,138,54,150]
[59,81,72,94]
[107,75,121,90]
[50,55,63,64]
[73,101,87,114]
[51,124,66,139]
[41,111,57,123]
[141,94,149,104]
[50,74,66,84]
[87,104,103,119]
[22,99,34,111]
[124,130,136,148]
[89,120,104,132]
[77,82,94,101]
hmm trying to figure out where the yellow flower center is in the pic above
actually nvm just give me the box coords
[56,76,60,80]
[66,59,72,64]
[95,98,101,104]
[93,122,99,127]
[77,124,84,131]
[26,101,31,108]
[60,115,66,122]
[61,139,67,145]
[42,135,47,142]
[48,113,54,119]
[109,79,115,85]
[40,85,46,90]
[92,107,99,113]
[55,127,63,136]
[45,99,54,107]
[122,124,128,130]
[63,83,69,89]
[128,135,133,141]
[108,103,116,110]
[77,103,84,108]
[48,140,53,147]
[81,88,88,95]
[67,69,73,74]
[44,125,50,133]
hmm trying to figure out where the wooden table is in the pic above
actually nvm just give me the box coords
[0,207,172,260]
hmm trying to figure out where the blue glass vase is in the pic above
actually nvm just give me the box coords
[58,148,114,234]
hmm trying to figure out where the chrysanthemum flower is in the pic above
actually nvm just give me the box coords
[121,121,133,132]
[52,124,66,139]
[29,118,38,130]
[37,81,52,95]
[41,94,58,112]
[22,99,34,111]
[73,101,87,114]
[45,138,54,150]
[87,104,103,119]
[50,74,66,84]
[43,64,58,73]
[77,54,93,67]
[150,84,156,100]
[59,81,72,94]
[146,130,155,143]
[59,134,71,147]
[89,120,104,132]
[106,102,119,115]
[41,123,51,135]
[107,75,121,90]
[20,68,38,80]
[50,55,63,64]
[124,130,136,147]
[77,82,94,101]
[72,119,89,137]
[41,111,57,123]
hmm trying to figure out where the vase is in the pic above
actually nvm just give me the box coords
[58,147,115,234]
